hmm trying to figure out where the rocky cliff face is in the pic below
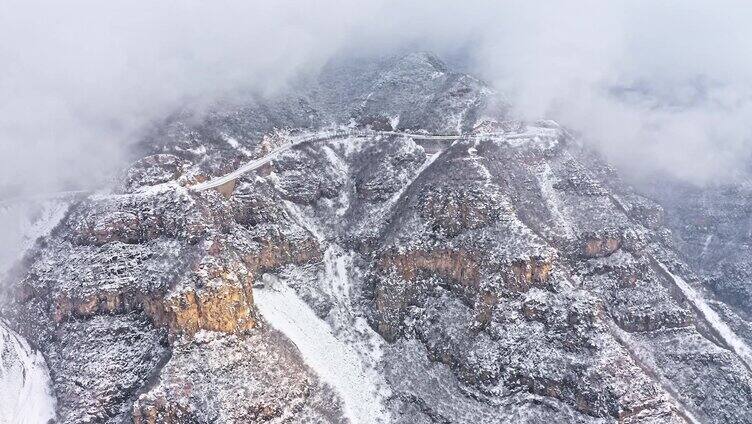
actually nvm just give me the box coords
[2,53,752,423]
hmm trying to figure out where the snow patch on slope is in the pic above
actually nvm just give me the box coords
[659,263,752,370]
[321,145,351,216]
[465,139,493,186]
[0,200,66,424]
[254,246,391,424]
[221,133,254,157]
[533,162,574,239]
[700,234,713,259]
[0,200,69,424]
[0,321,56,424]
[386,150,440,207]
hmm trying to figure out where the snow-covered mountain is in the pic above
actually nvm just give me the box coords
[2,53,752,423]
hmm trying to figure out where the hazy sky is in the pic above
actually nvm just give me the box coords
[1,0,751,192]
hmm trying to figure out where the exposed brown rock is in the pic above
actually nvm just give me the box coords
[372,249,554,340]
[613,309,693,333]
[215,179,236,197]
[45,256,257,338]
[583,237,621,258]
[509,257,553,291]
[240,235,322,274]
[163,277,255,336]
[377,249,480,286]
[51,289,162,323]
[65,191,211,246]
[132,392,192,424]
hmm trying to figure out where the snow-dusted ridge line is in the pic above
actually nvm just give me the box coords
[386,151,442,207]
[1,127,539,198]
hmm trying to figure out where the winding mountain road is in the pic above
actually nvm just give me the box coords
[191,129,469,191]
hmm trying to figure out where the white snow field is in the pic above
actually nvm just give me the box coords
[254,246,391,424]
[0,200,67,424]
[0,321,56,424]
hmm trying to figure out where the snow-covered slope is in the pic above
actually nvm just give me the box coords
[0,321,56,424]
[0,200,66,424]
[255,235,392,424]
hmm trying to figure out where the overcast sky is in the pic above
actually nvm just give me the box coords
[1,0,751,193]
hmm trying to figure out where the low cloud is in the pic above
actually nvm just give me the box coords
[1,0,750,195]
[471,0,752,184]
[0,0,382,194]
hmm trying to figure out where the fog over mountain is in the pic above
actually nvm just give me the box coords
[1,0,751,196]
[5,2,752,424]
